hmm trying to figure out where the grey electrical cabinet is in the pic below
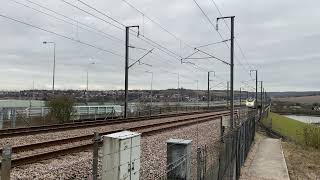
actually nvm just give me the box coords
[102,131,141,180]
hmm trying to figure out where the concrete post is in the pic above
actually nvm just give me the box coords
[92,132,100,180]
[1,145,12,180]
[220,116,225,143]
[88,106,91,119]
[11,108,16,128]
[0,108,3,129]
[197,147,204,180]
[166,139,192,180]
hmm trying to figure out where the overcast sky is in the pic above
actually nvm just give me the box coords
[0,0,319,92]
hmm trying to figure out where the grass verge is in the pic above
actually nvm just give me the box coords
[261,112,306,143]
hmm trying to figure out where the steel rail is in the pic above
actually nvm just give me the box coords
[1,111,236,167]
[0,110,217,138]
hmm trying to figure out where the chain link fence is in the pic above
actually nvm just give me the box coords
[0,104,229,129]
[87,107,263,180]
[0,105,269,180]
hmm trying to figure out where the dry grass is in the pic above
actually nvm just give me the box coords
[303,125,320,149]
[273,95,320,104]
[282,141,320,180]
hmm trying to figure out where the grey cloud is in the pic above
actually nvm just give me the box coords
[0,0,319,91]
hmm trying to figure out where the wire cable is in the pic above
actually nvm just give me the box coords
[0,13,124,57]
[120,0,194,50]
[70,0,183,60]
[209,0,254,70]
[59,0,124,31]
[12,0,124,43]
[71,0,218,75]
[192,0,253,77]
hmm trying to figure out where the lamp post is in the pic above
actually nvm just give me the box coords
[87,61,95,92]
[195,80,199,106]
[208,71,215,109]
[145,71,153,108]
[43,41,56,94]
[172,72,180,105]
[217,16,235,129]
[178,73,180,104]
[260,81,263,117]
[250,70,258,109]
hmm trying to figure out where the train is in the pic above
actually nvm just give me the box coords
[245,98,256,108]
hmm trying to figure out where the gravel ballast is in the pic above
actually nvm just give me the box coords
[11,116,222,180]
[0,112,220,148]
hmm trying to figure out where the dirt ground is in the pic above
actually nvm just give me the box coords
[282,142,320,180]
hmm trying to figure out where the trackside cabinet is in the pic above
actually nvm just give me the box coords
[166,138,192,180]
[102,131,141,180]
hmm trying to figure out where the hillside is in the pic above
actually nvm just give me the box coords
[272,95,320,104]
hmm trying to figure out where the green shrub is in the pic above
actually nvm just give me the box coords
[47,95,75,123]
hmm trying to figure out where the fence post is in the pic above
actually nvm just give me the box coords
[42,107,46,125]
[111,108,114,119]
[94,108,97,121]
[87,106,89,119]
[11,108,16,128]
[1,145,12,180]
[149,107,151,117]
[0,108,3,129]
[220,116,225,143]
[197,147,203,180]
[92,132,100,180]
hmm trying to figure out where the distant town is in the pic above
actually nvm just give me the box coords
[0,89,248,104]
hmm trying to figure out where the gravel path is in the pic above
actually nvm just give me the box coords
[0,112,220,148]
[11,116,222,179]
[239,133,265,180]
[140,117,221,179]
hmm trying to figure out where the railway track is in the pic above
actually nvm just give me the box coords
[0,110,211,138]
[0,107,236,138]
[0,110,236,167]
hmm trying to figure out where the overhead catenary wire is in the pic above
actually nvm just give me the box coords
[120,0,237,77]
[0,13,125,58]
[195,39,230,49]
[59,0,124,31]
[192,0,253,77]
[67,0,184,60]
[129,48,214,89]
[209,0,254,70]
[6,0,237,91]
[240,80,256,91]
[120,0,195,50]
[121,3,261,95]
[132,46,208,76]
[7,0,204,84]
[74,0,226,75]
[11,0,124,43]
